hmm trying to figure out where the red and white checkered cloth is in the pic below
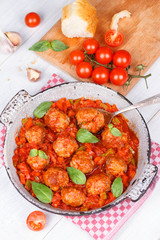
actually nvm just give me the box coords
[0,73,160,240]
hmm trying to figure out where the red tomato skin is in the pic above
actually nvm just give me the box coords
[110,68,128,86]
[26,211,46,231]
[69,50,85,65]
[92,67,110,84]
[105,29,123,47]
[76,62,92,78]
[113,50,131,68]
[95,47,113,65]
[83,39,99,54]
[25,12,41,28]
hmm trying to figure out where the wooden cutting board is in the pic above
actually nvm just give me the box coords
[38,0,160,95]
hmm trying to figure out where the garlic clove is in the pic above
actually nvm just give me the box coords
[27,67,41,82]
[0,29,14,54]
[5,32,21,47]
[0,29,21,54]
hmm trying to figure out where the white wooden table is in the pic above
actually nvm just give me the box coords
[0,1,160,240]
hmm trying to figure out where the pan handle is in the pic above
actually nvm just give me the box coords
[0,90,32,128]
[127,163,158,202]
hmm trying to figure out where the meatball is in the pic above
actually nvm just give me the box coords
[53,136,78,158]
[43,167,69,191]
[101,128,128,148]
[76,108,105,133]
[106,156,127,176]
[27,155,49,170]
[44,107,70,132]
[61,187,85,207]
[70,151,94,173]
[86,173,111,195]
[25,125,46,144]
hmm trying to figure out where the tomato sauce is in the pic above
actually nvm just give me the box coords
[12,98,139,211]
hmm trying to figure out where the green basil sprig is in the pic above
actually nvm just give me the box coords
[33,101,52,118]
[111,177,123,198]
[108,124,121,137]
[29,40,69,52]
[31,181,53,203]
[67,167,86,185]
[76,128,99,143]
[29,149,48,159]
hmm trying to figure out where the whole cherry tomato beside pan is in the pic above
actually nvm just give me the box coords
[25,12,41,28]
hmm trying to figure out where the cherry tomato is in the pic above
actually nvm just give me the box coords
[82,39,99,54]
[105,29,123,47]
[92,67,109,84]
[69,50,85,65]
[113,50,131,68]
[25,12,41,28]
[76,62,92,78]
[26,211,46,231]
[110,67,128,86]
[95,46,113,65]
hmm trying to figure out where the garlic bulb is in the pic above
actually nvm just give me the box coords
[0,29,21,54]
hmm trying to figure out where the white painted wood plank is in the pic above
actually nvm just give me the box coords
[126,57,160,124]
[43,217,94,240]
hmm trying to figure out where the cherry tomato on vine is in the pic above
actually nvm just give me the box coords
[95,46,113,65]
[105,29,123,47]
[92,67,109,84]
[110,67,128,86]
[26,211,46,231]
[113,50,131,68]
[76,62,92,78]
[69,50,85,65]
[25,12,41,28]
[82,39,99,54]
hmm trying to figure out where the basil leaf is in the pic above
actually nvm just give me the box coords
[111,177,123,198]
[33,101,52,118]
[76,129,99,143]
[110,127,121,137]
[67,167,86,185]
[38,150,48,159]
[50,40,69,52]
[108,124,121,137]
[108,124,113,129]
[31,181,53,203]
[29,149,38,157]
[29,40,51,52]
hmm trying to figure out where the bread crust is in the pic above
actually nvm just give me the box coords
[62,0,98,36]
